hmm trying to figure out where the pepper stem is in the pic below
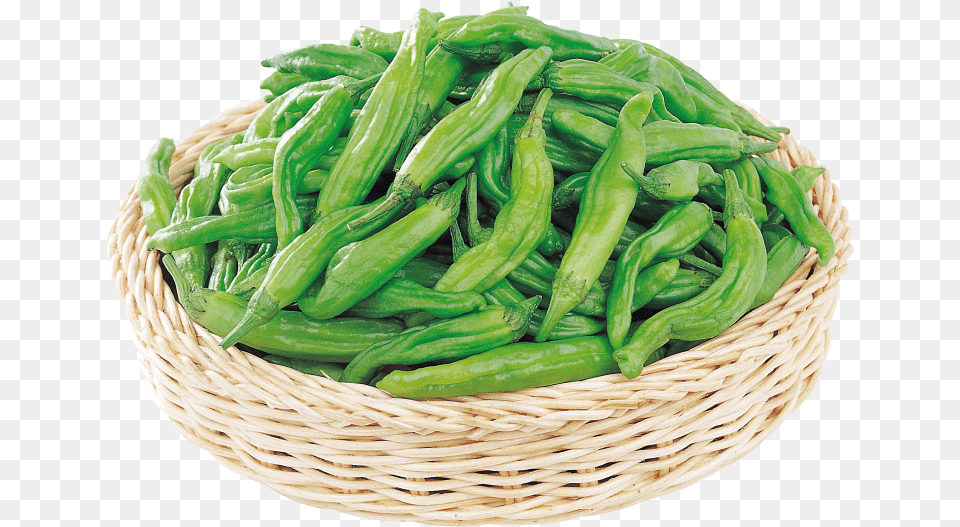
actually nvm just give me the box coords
[677,253,722,277]
[503,295,542,340]
[622,162,671,200]
[344,72,383,103]
[218,288,280,349]
[721,168,753,223]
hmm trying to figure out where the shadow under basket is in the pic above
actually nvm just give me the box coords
[109,99,851,525]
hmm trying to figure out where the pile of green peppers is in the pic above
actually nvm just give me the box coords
[138,6,835,400]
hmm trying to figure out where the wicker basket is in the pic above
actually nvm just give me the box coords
[109,99,851,525]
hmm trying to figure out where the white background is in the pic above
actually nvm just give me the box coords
[7,0,957,524]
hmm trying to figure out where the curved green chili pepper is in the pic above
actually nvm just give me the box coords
[791,165,826,193]
[434,90,555,294]
[231,242,276,288]
[165,256,403,362]
[262,43,389,82]
[752,157,835,266]
[208,240,241,292]
[537,91,653,341]
[750,235,810,310]
[263,355,345,380]
[614,169,767,378]
[297,179,465,321]
[516,92,621,128]
[531,59,677,122]
[606,201,713,347]
[341,296,539,385]
[260,70,311,98]
[645,269,714,310]
[314,10,444,219]
[699,223,727,261]
[599,42,697,122]
[350,46,554,230]
[221,168,328,212]
[439,13,616,61]
[137,138,177,236]
[350,26,404,62]
[624,160,723,202]
[639,42,786,142]
[550,108,614,156]
[168,134,242,289]
[274,83,367,248]
[377,335,618,400]
[145,194,317,252]
[551,172,590,211]
[212,138,280,170]
[696,182,769,223]
[339,277,486,319]
[215,197,407,349]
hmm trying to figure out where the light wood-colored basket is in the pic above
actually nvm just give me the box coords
[108,99,851,525]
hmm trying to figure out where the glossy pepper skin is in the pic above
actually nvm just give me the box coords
[439,13,616,61]
[274,83,369,248]
[145,194,317,252]
[232,242,276,287]
[750,235,810,310]
[531,59,677,123]
[260,70,311,98]
[164,255,404,362]
[626,160,723,202]
[313,10,443,219]
[645,269,715,310]
[340,277,486,319]
[221,168,328,212]
[377,335,618,400]
[751,157,835,266]
[340,296,539,385]
[137,138,178,236]
[638,42,786,142]
[350,46,554,230]
[298,179,466,321]
[537,91,653,342]
[791,165,826,192]
[606,201,713,347]
[549,110,777,166]
[262,43,389,83]
[208,240,241,292]
[445,220,603,341]
[435,90,555,294]
[216,198,406,349]
[350,26,404,62]
[515,92,620,127]
[599,42,698,123]
[614,170,767,378]
[169,134,242,289]
[475,125,512,209]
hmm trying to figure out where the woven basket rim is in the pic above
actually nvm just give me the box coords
[108,98,852,524]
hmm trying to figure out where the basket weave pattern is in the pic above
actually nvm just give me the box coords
[109,100,851,525]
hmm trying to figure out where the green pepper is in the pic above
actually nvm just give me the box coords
[339,277,486,319]
[551,172,590,211]
[475,125,512,209]
[350,26,404,62]
[214,197,407,349]
[434,90,555,294]
[516,92,621,128]
[145,194,318,252]
[696,183,769,223]
[262,355,345,381]
[313,10,444,219]
[392,257,450,288]
[439,13,616,61]
[750,235,810,310]
[644,269,714,310]
[606,201,713,347]
[550,108,613,156]
[232,242,276,288]
[137,138,177,236]
[260,70,311,98]
[639,42,786,142]
[208,240,241,292]
[167,134,242,289]
[165,256,404,362]
[625,160,723,202]
[296,179,466,321]
[549,110,777,166]
[376,335,618,399]
[212,137,280,170]
[220,168,328,212]
[530,59,677,123]
[274,83,369,248]
[537,91,653,341]
[699,223,727,261]
[752,157,835,266]
[262,43,389,82]
[614,170,767,378]
[341,296,539,385]
[791,165,826,193]
[599,42,698,122]
[349,46,554,230]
